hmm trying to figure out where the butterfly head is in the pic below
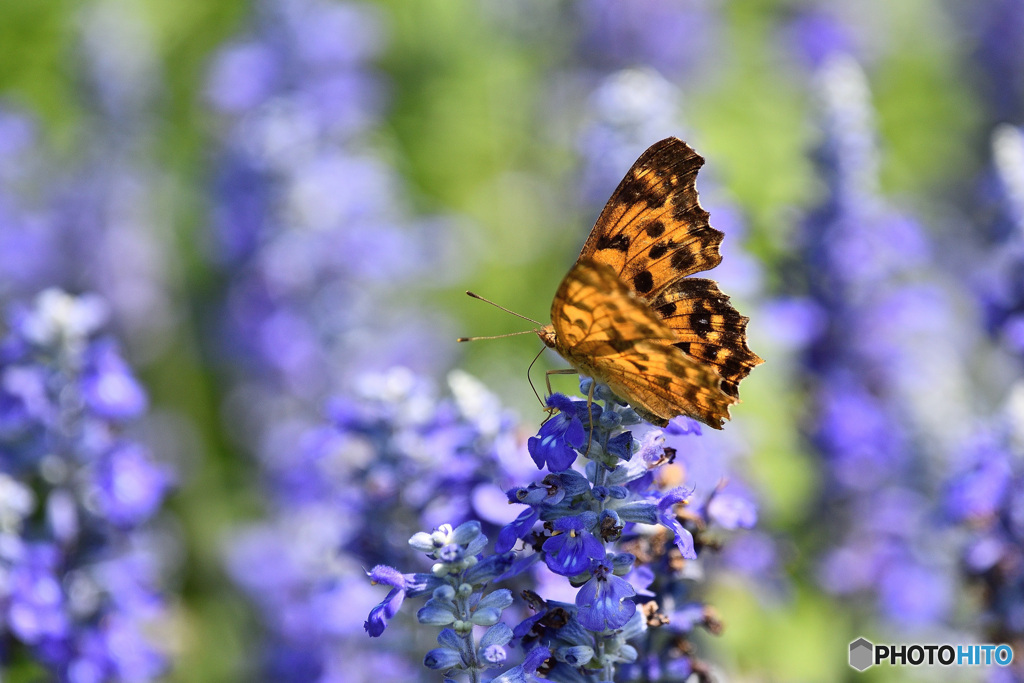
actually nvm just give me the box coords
[536,324,557,349]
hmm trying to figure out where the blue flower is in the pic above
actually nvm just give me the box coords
[528,394,586,472]
[496,507,540,554]
[605,431,633,462]
[634,430,666,466]
[665,417,702,436]
[364,565,416,637]
[657,487,697,560]
[423,643,464,670]
[542,512,604,577]
[624,564,656,598]
[490,646,551,683]
[575,559,637,631]
[479,622,513,664]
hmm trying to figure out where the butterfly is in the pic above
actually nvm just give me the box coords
[534,137,762,429]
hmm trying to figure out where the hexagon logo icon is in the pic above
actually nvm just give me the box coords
[849,637,874,671]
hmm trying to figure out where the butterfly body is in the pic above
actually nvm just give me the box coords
[541,138,763,429]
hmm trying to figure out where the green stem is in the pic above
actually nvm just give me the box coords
[465,625,479,683]
[456,581,481,683]
[590,399,618,680]
[599,639,613,680]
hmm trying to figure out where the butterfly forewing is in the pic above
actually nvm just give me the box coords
[549,259,736,428]
[580,138,725,300]
[550,258,677,350]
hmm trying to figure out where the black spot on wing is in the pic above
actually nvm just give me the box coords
[645,189,668,209]
[596,233,630,252]
[671,196,708,223]
[670,249,694,272]
[649,241,673,260]
[719,357,745,378]
[607,338,634,353]
[632,270,654,294]
[645,221,665,238]
[690,313,712,336]
[619,177,644,204]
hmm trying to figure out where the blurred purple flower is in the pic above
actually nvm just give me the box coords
[206,42,281,113]
[575,0,723,79]
[206,0,455,454]
[787,55,973,634]
[707,491,758,530]
[226,368,532,679]
[81,341,149,420]
[878,562,952,628]
[6,543,69,645]
[91,443,172,529]
[968,0,1024,123]
[0,290,173,680]
[784,9,858,69]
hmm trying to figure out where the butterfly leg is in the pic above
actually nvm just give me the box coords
[544,369,578,397]
[584,377,595,457]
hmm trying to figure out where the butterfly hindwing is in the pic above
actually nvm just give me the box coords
[652,278,764,399]
[592,338,735,429]
[549,259,735,428]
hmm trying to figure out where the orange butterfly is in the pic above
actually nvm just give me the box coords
[461,138,761,429]
[535,138,762,429]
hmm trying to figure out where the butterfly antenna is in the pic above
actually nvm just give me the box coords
[464,291,542,326]
[457,330,536,342]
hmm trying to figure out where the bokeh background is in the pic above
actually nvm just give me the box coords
[1,0,1023,681]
